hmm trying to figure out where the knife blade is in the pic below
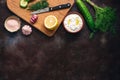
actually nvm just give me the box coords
[31,3,71,14]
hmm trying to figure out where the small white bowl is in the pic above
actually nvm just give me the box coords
[63,12,84,33]
[4,16,21,32]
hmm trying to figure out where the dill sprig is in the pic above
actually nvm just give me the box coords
[28,0,49,11]
[86,0,117,33]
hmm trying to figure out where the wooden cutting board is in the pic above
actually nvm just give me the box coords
[7,0,74,36]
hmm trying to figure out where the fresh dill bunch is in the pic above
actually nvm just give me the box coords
[86,0,117,33]
[95,7,116,33]
[28,0,49,11]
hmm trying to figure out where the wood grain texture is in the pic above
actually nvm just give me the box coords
[7,0,74,37]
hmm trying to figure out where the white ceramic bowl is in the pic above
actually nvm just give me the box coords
[4,16,21,32]
[63,12,84,33]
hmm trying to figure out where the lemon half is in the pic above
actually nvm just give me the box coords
[44,15,58,30]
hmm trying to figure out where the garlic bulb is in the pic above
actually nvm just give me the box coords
[22,25,32,35]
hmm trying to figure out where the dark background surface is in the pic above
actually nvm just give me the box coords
[0,0,120,80]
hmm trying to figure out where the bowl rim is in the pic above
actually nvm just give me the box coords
[63,11,84,33]
[4,16,21,32]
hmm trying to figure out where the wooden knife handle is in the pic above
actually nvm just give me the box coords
[49,3,71,11]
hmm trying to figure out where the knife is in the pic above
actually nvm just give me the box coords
[31,3,71,14]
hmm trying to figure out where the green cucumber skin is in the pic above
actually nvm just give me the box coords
[76,0,95,32]
[20,0,28,8]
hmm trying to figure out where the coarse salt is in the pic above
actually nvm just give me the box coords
[5,19,20,32]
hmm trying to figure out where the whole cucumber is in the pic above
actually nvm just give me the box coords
[76,0,96,32]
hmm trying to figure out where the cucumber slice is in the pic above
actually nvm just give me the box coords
[20,0,28,8]
[25,0,30,2]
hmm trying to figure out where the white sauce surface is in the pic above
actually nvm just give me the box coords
[64,14,83,33]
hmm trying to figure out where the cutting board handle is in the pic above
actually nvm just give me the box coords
[49,3,71,11]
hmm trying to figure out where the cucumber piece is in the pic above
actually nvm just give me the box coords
[76,0,96,32]
[20,0,28,8]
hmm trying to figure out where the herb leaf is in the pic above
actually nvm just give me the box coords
[28,0,49,11]
[86,0,117,34]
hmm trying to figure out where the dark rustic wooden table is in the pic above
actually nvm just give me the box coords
[0,0,120,80]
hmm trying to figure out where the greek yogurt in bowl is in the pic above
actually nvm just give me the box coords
[63,12,84,33]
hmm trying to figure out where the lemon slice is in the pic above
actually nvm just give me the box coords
[44,15,58,30]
